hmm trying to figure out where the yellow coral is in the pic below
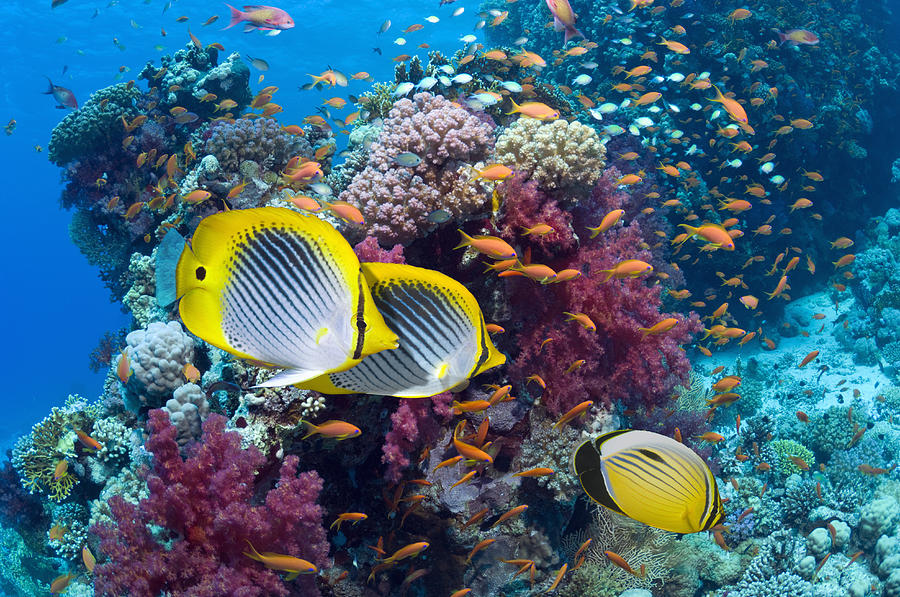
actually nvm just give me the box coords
[12,399,91,502]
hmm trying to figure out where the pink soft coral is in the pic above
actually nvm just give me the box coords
[503,169,702,417]
[382,392,453,482]
[92,410,328,597]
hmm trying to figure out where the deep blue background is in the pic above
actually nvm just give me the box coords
[0,0,482,451]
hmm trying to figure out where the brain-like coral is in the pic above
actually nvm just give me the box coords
[494,117,606,192]
[48,82,141,166]
[122,321,195,411]
[340,92,495,244]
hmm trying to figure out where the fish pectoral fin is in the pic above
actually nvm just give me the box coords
[435,362,450,379]
[315,326,330,345]
[253,368,327,388]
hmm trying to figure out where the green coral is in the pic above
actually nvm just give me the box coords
[807,403,867,459]
[48,82,140,166]
[767,439,815,476]
[11,397,92,501]
[358,82,397,119]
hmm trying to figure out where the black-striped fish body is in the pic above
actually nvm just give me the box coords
[174,207,398,387]
[297,262,506,398]
[572,429,724,534]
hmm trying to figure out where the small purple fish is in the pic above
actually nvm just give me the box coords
[43,77,78,109]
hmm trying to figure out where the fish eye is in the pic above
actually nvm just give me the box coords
[195,266,206,281]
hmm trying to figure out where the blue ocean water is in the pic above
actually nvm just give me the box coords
[2,0,900,595]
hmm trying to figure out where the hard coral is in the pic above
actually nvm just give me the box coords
[203,117,311,174]
[494,117,606,192]
[11,399,92,501]
[92,410,328,597]
[341,92,495,245]
[48,82,141,166]
[121,321,195,412]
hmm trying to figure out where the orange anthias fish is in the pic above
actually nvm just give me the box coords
[380,541,430,565]
[116,350,132,383]
[638,317,678,337]
[506,99,559,120]
[599,259,653,281]
[243,541,317,580]
[455,230,517,260]
[553,400,593,428]
[75,429,103,451]
[330,512,367,530]
[709,85,748,126]
[563,311,596,332]
[301,420,361,440]
[545,0,584,44]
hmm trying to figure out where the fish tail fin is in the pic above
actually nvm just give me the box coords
[563,26,584,44]
[242,539,262,562]
[42,77,54,95]
[638,327,650,338]
[773,29,786,45]
[505,97,521,116]
[600,269,615,282]
[453,229,474,251]
[224,4,243,29]
[300,419,318,440]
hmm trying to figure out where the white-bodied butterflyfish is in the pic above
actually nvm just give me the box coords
[572,429,724,534]
[174,207,399,387]
[296,262,506,398]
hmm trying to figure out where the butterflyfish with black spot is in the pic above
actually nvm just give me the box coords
[572,429,724,534]
[295,262,506,398]
[174,207,398,387]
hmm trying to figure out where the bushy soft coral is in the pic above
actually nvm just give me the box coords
[505,170,702,416]
[92,410,328,597]
[382,393,453,483]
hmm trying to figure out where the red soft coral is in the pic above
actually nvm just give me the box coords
[92,410,328,597]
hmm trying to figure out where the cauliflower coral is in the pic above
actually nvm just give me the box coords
[494,118,606,192]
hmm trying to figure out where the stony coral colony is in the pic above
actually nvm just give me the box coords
[5,0,900,594]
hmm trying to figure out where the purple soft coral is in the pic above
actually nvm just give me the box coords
[92,410,328,597]
[382,392,454,483]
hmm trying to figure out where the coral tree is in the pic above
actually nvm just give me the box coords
[92,410,327,597]
[340,92,495,244]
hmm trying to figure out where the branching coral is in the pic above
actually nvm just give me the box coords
[340,92,495,244]
[92,410,328,597]
[11,398,92,501]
